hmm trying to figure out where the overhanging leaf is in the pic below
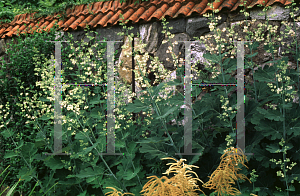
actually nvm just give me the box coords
[123,99,151,113]
[155,105,181,120]
[0,128,14,139]
[4,150,19,158]
[123,166,142,180]
[89,107,105,119]
[73,167,103,179]
[256,107,284,121]
[265,143,281,154]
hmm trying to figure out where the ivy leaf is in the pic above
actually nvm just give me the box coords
[250,111,265,125]
[127,141,138,155]
[19,143,38,164]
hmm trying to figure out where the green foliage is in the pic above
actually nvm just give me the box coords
[0,0,15,24]
[0,0,150,25]
[0,0,299,195]
[0,21,63,195]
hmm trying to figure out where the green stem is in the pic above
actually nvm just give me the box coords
[241,6,258,104]
[67,136,105,195]
[5,134,46,194]
[123,141,143,188]
[71,109,128,192]
[291,1,300,107]
[281,93,289,196]
[1,98,50,194]
[131,41,183,159]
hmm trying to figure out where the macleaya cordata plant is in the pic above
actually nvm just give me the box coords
[0,0,300,195]
[200,0,300,195]
[0,14,195,195]
[104,0,300,195]
[194,0,300,195]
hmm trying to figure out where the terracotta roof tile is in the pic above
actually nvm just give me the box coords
[0,0,296,39]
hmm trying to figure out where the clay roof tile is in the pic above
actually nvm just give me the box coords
[0,0,297,39]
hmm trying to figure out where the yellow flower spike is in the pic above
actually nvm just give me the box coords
[202,147,252,196]
[138,157,206,196]
[105,187,135,196]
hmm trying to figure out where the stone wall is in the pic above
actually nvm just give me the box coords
[1,3,300,105]
[0,2,300,176]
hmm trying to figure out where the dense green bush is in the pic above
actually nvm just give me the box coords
[0,21,62,195]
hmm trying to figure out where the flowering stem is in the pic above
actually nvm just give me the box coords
[71,107,129,193]
[131,46,183,159]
